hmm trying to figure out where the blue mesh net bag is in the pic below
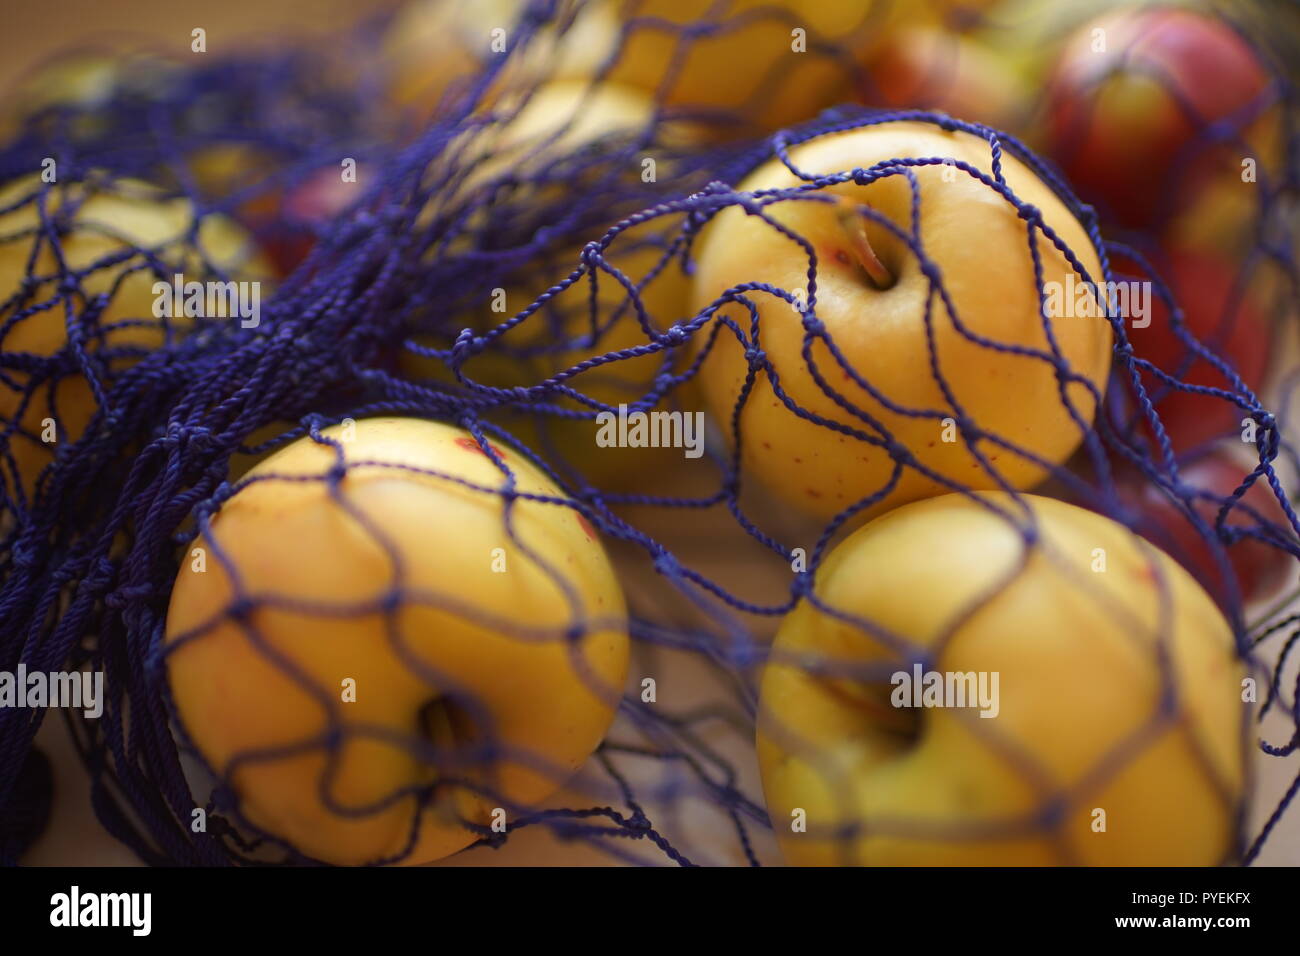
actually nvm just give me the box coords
[0,0,1297,867]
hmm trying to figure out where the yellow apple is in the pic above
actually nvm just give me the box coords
[455,77,668,197]
[8,53,120,112]
[606,0,867,134]
[0,51,180,142]
[185,143,276,200]
[757,491,1245,865]
[404,77,675,365]
[164,417,629,865]
[498,236,696,485]
[690,121,1112,524]
[420,77,688,237]
[603,0,1009,135]
[403,226,696,488]
[404,78,700,486]
[0,174,266,498]
[384,0,620,115]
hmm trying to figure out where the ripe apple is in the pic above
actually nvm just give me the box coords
[164,417,629,865]
[607,0,1011,135]
[460,78,666,193]
[402,222,696,489]
[0,175,266,500]
[500,235,696,486]
[185,143,273,201]
[426,77,692,236]
[0,51,183,143]
[384,0,620,115]
[246,164,365,277]
[402,77,700,486]
[1115,248,1271,452]
[401,76,675,348]
[757,491,1244,865]
[689,120,1112,524]
[605,0,875,135]
[187,145,370,278]
[1043,6,1280,230]
[6,53,120,119]
[1117,451,1294,611]
[856,25,1027,132]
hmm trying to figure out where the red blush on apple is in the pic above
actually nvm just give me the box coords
[1116,249,1270,453]
[256,166,363,276]
[1116,452,1294,610]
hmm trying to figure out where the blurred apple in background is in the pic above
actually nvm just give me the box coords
[0,55,360,280]
[1116,451,1294,611]
[454,77,675,197]
[0,175,268,499]
[856,25,1026,132]
[975,0,1191,87]
[1115,248,1271,453]
[604,0,1007,137]
[1043,5,1281,231]
[186,149,366,277]
[250,164,365,276]
[384,0,621,116]
[1160,167,1293,342]
[0,50,184,142]
[398,78,698,488]
[605,0,865,135]
[1,53,120,140]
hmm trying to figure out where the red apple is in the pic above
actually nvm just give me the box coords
[1044,7,1278,230]
[1116,451,1293,610]
[1116,249,1270,452]
[244,165,363,277]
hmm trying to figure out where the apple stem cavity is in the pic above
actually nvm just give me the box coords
[419,695,474,759]
[833,195,895,291]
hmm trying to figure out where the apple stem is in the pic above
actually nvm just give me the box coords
[833,195,894,290]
